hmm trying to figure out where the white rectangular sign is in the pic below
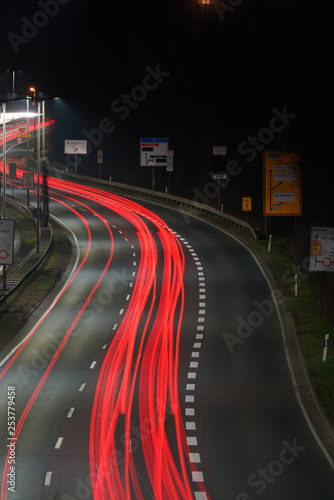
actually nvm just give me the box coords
[23,172,34,190]
[309,227,334,272]
[0,219,15,265]
[213,146,226,156]
[64,140,87,155]
[140,138,169,166]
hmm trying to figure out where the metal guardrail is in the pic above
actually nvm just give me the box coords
[49,167,258,238]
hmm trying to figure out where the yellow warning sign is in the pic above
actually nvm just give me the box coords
[311,240,322,256]
[242,197,252,211]
[263,151,302,216]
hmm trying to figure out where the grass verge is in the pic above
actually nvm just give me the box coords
[0,214,71,349]
[239,231,334,428]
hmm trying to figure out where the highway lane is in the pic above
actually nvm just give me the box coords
[138,200,334,499]
[1,176,213,499]
[0,182,135,499]
[0,171,333,499]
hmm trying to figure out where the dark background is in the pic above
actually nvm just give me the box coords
[1,0,333,232]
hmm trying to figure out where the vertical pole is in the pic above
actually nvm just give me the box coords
[2,103,7,291]
[42,100,45,157]
[2,103,6,219]
[26,98,30,206]
[37,101,41,253]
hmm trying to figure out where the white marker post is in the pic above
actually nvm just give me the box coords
[322,334,329,362]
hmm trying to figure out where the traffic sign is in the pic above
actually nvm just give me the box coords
[97,149,103,164]
[23,172,34,190]
[140,138,169,166]
[166,149,174,171]
[263,151,302,216]
[64,140,87,155]
[0,219,15,265]
[242,197,252,211]
[213,146,226,156]
[309,227,334,272]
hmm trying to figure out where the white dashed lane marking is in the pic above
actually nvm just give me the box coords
[175,235,208,497]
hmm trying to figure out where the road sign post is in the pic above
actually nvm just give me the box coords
[309,227,334,273]
[64,140,88,175]
[0,219,15,292]
[263,151,302,216]
[140,138,169,190]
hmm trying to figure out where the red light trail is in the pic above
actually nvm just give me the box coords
[0,164,211,499]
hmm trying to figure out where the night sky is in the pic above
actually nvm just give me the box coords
[1,0,333,228]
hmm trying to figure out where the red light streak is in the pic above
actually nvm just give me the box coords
[0,169,211,500]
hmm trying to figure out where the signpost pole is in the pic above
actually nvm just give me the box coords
[26,98,30,206]
[1,103,7,291]
[37,101,41,253]
[2,103,6,220]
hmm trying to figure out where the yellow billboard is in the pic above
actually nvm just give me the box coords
[263,151,302,216]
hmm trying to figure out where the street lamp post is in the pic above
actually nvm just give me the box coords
[1,102,6,220]
[1,102,7,291]
[26,96,31,206]
[36,101,41,253]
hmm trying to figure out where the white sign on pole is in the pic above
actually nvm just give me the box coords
[213,146,226,156]
[0,219,15,265]
[309,227,334,272]
[64,140,87,155]
[166,149,174,171]
[23,172,34,190]
[140,138,169,166]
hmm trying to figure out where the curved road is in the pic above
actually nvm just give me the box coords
[0,170,333,499]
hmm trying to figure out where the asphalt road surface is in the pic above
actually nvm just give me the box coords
[0,171,333,499]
